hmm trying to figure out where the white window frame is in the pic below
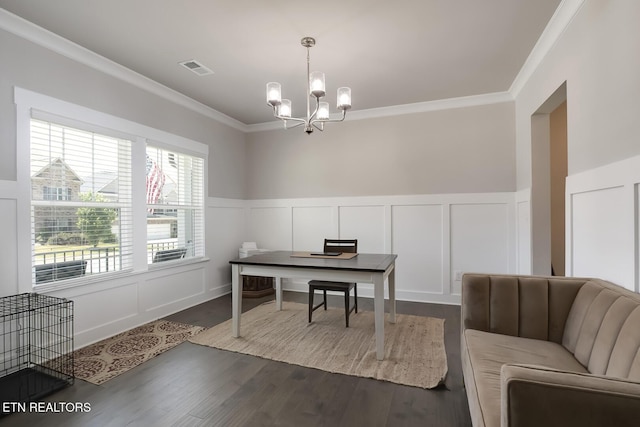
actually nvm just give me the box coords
[147,145,206,264]
[15,87,208,293]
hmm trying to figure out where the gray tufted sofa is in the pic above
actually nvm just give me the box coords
[461,273,640,427]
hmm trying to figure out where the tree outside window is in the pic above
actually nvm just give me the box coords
[76,192,117,247]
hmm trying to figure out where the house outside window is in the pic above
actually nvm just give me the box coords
[30,119,133,284]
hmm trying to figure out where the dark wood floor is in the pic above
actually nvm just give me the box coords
[2,292,472,426]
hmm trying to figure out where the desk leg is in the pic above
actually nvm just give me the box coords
[374,272,385,360]
[388,264,396,324]
[275,277,283,310]
[232,264,242,337]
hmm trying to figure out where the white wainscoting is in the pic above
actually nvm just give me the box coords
[392,204,444,298]
[0,187,242,349]
[207,198,247,294]
[0,187,517,347]
[516,188,532,275]
[566,155,640,292]
[0,180,19,297]
[450,203,512,294]
[40,259,219,348]
[244,193,517,305]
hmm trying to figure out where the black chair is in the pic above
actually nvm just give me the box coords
[308,239,358,327]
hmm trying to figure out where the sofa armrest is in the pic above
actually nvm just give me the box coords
[501,364,640,427]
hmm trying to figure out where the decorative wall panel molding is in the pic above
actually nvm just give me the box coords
[566,155,640,291]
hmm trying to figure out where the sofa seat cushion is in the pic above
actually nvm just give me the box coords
[464,329,588,427]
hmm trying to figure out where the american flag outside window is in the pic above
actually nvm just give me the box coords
[145,154,165,213]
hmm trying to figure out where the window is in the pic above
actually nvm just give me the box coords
[30,119,133,284]
[146,145,204,264]
[18,88,209,290]
[43,186,72,201]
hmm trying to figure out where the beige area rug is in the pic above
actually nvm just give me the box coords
[73,320,204,385]
[190,301,448,389]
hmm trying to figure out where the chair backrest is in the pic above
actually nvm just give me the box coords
[324,239,357,253]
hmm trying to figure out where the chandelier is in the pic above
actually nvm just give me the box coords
[266,37,352,134]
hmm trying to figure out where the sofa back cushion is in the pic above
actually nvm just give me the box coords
[562,279,640,379]
[462,274,585,343]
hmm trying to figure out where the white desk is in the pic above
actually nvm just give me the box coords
[229,251,397,360]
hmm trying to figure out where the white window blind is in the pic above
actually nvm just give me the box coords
[145,145,204,264]
[30,119,133,285]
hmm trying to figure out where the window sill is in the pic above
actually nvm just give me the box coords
[147,256,210,271]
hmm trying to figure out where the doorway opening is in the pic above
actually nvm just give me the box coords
[530,82,567,276]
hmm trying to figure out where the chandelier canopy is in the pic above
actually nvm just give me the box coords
[266,37,352,134]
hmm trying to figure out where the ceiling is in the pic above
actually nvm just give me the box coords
[0,0,562,127]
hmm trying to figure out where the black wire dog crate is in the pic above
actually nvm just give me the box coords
[0,293,74,407]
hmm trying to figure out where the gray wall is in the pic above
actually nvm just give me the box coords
[245,102,515,199]
[516,0,640,190]
[0,28,246,199]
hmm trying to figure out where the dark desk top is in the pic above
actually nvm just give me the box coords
[230,250,397,273]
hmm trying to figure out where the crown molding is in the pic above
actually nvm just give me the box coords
[2,1,583,136]
[245,0,585,135]
[509,0,586,97]
[0,8,249,133]
[250,0,584,134]
[346,92,514,121]
[246,91,514,133]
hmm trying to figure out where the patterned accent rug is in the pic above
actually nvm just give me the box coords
[73,320,204,385]
[190,301,448,389]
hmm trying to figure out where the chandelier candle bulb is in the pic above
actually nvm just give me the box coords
[309,71,326,97]
[337,87,352,110]
[278,99,292,118]
[317,102,330,120]
[266,82,282,106]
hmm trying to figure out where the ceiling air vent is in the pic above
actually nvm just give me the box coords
[179,59,214,76]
